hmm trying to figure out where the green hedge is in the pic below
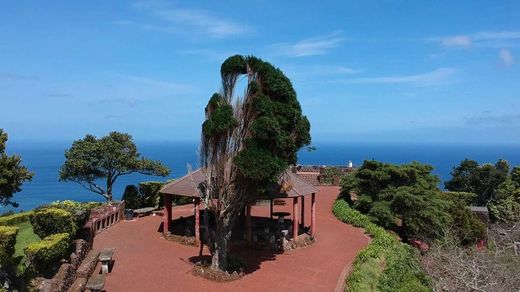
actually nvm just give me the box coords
[47,200,101,228]
[30,208,77,239]
[0,226,19,265]
[24,233,70,274]
[0,211,33,226]
[333,199,431,292]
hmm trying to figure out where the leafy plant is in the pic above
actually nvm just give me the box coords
[24,233,69,275]
[0,129,33,207]
[29,208,77,239]
[341,160,453,242]
[333,199,430,292]
[59,132,170,201]
[0,211,33,226]
[0,226,19,266]
[199,55,311,271]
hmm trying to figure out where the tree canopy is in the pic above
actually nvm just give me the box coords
[0,129,33,207]
[341,160,485,244]
[59,131,169,201]
[445,159,510,206]
[199,55,311,270]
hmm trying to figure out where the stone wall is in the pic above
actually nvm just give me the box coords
[39,240,99,292]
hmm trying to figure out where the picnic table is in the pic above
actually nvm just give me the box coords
[272,211,290,222]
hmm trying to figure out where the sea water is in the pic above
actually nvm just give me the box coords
[2,141,519,212]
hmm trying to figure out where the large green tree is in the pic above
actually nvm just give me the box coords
[0,129,33,207]
[199,55,311,270]
[341,160,484,243]
[60,132,169,201]
[445,159,510,206]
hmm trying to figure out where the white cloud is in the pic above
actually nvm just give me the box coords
[474,31,520,41]
[130,1,249,39]
[436,31,520,48]
[344,68,456,86]
[441,35,472,47]
[271,31,343,57]
[499,48,514,67]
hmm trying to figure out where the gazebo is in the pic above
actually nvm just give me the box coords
[159,169,319,246]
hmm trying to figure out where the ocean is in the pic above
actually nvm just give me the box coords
[2,141,520,213]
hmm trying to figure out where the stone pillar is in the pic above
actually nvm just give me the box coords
[270,199,274,219]
[293,197,299,242]
[246,204,252,243]
[194,198,201,246]
[311,193,316,236]
[163,194,172,235]
[300,196,305,229]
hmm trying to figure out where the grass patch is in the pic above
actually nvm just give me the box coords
[333,199,431,292]
[14,221,40,259]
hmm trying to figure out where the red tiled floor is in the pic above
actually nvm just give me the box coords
[93,186,370,292]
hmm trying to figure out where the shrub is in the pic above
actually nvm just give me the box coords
[122,185,141,209]
[421,225,520,291]
[24,233,70,274]
[123,181,192,210]
[489,196,520,222]
[341,160,453,243]
[47,200,100,228]
[333,199,430,292]
[139,181,164,208]
[440,192,487,245]
[0,226,19,265]
[322,167,341,184]
[30,208,77,239]
[0,211,32,226]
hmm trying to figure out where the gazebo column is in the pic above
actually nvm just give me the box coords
[311,193,316,236]
[194,197,201,246]
[300,196,305,229]
[245,204,252,243]
[270,199,273,219]
[163,194,172,235]
[293,197,299,242]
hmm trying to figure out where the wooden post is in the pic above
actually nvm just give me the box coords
[311,193,316,236]
[270,199,273,219]
[300,196,305,229]
[163,194,172,235]
[293,197,299,242]
[246,204,252,243]
[194,198,200,246]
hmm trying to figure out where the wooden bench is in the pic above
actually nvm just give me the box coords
[99,248,115,274]
[86,273,105,292]
[133,207,155,217]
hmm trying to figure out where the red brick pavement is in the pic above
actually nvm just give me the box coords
[93,186,370,292]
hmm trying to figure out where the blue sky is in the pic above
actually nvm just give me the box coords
[1,1,520,144]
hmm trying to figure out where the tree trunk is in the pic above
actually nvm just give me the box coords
[211,212,236,271]
[106,178,113,202]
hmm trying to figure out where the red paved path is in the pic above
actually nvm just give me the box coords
[93,186,370,292]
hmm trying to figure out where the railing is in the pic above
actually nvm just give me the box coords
[294,165,356,174]
[84,201,125,240]
[293,165,356,186]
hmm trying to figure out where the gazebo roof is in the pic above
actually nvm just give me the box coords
[160,168,319,198]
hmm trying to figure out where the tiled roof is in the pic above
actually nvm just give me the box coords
[159,169,205,197]
[296,172,320,186]
[160,168,319,198]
